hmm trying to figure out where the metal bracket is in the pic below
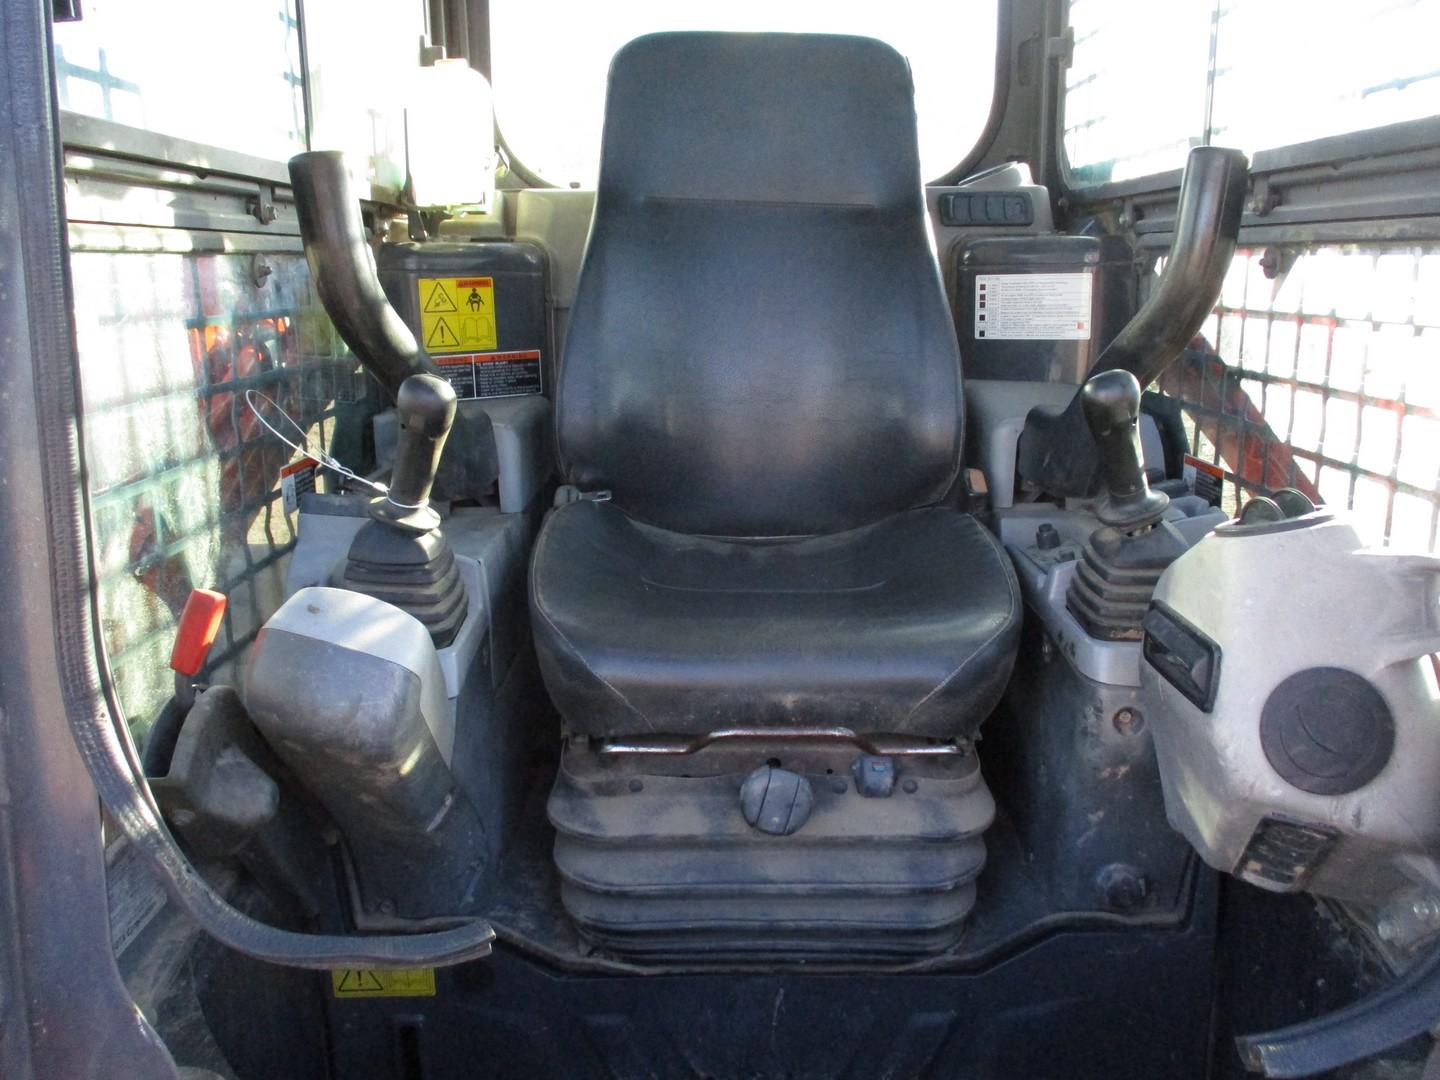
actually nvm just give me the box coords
[1248,177,1281,217]
[248,182,277,225]
[596,726,969,757]
[1046,28,1075,68]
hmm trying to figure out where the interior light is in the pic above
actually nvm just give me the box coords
[406,58,496,211]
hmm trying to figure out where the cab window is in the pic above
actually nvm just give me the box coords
[490,0,1000,187]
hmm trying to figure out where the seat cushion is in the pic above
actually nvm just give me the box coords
[529,501,1021,739]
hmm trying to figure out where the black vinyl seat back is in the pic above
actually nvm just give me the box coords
[557,32,964,538]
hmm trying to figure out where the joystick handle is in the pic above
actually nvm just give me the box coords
[371,374,457,534]
[1080,369,1169,529]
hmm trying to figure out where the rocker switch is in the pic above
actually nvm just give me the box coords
[852,755,896,798]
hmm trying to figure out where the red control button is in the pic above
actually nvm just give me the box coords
[169,588,228,677]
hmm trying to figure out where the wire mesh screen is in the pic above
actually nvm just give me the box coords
[1156,243,1440,549]
[71,248,380,746]
[1064,0,1440,186]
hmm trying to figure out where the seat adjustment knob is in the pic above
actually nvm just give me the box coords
[739,765,814,836]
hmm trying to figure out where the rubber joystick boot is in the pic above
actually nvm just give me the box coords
[341,374,468,648]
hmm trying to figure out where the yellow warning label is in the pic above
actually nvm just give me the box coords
[418,277,497,354]
[331,968,436,998]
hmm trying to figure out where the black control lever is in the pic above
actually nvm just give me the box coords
[1082,370,1169,529]
[370,374,457,534]
[1017,146,1249,499]
[288,152,444,399]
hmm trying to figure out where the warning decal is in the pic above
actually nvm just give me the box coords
[435,349,543,400]
[280,457,318,514]
[331,967,437,998]
[1183,454,1225,507]
[418,277,497,353]
[974,272,1093,341]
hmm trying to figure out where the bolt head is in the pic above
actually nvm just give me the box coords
[1097,863,1150,912]
[1113,707,1144,735]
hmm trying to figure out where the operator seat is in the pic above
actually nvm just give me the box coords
[530,32,1021,741]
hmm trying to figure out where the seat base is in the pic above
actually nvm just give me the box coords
[548,738,995,961]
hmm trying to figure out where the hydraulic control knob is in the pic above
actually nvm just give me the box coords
[1081,369,1170,530]
[371,373,457,534]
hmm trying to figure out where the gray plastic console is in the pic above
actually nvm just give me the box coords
[280,496,533,896]
[244,588,487,919]
[1001,501,1225,686]
[1143,512,1440,902]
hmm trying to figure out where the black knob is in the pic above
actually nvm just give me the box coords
[1080,369,1169,529]
[370,374,457,534]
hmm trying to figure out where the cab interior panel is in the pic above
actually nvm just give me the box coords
[6,0,1440,1078]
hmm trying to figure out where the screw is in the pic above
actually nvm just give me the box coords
[1247,187,1281,217]
[1113,707,1144,735]
[902,779,919,794]
[628,778,643,793]
[1098,863,1150,912]
[1378,919,1399,942]
[1414,898,1440,922]
[377,899,396,916]
[1258,246,1286,280]
[830,777,848,795]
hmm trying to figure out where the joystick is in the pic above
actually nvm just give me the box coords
[339,374,469,647]
[1081,370,1169,530]
[1066,370,1188,641]
[369,374,457,534]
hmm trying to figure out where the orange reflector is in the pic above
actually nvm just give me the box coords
[169,589,228,677]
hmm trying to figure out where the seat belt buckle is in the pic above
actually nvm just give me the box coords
[554,485,613,507]
[964,468,991,516]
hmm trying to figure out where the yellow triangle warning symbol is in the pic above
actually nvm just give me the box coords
[426,317,460,349]
[335,969,385,994]
[423,281,457,313]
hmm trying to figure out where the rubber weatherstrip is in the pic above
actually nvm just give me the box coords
[26,29,491,969]
[1237,938,1440,1077]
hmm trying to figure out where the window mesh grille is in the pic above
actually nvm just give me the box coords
[1158,244,1440,549]
[73,249,379,745]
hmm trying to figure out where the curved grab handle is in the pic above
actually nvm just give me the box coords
[288,151,440,399]
[1017,146,1249,498]
[1091,146,1249,385]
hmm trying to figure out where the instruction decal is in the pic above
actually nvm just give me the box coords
[434,349,543,400]
[974,272,1093,341]
[418,276,498,353]
[331,967,437,998]
[106,838,168,958]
